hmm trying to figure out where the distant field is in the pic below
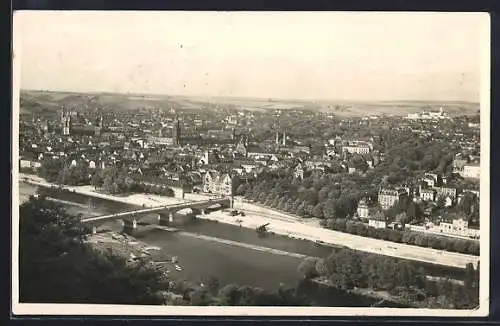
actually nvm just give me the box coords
[18,90,480,117]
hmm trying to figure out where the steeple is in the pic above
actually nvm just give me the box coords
[173,116,181,146]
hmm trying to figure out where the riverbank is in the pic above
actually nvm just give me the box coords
[86,231,153,261]
[19,173,185,208]
[18,173,478,269]
[310,277,414,308]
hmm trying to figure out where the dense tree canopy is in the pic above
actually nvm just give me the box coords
[300,247,479,309]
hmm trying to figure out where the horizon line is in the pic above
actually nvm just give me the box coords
[19,88,480,105]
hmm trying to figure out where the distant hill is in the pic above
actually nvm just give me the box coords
[18,90,480,117]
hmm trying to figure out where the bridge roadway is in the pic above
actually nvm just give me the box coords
[81,197,231,226]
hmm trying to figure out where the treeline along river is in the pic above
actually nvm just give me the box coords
[19,182,467,307]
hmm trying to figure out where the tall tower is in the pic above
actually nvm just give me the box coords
[60,106,66,125]
[275,130,280,146]
[173,116,181,146]
[62,108,71,136]
[282,129,286,147]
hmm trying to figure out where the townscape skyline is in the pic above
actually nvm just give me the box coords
[14,11,487,103]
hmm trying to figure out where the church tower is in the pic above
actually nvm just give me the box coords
[173,116,181,146]
[235,135,248,157]
[61,107,71,136]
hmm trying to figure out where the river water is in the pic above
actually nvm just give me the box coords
[18,182,467,307]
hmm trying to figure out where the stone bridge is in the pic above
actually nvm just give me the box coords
[81,197,232,234]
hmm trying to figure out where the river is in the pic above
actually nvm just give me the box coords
[18,182,466,307]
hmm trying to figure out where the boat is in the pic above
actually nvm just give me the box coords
[175,264,182,271]
[145,246,161,251]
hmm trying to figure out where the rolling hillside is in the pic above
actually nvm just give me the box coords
[18,90,480,117]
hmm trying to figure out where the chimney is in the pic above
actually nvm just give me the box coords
[275,130,279,145]
[282,130,286,147]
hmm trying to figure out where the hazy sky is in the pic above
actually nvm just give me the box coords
[14,11,488,102]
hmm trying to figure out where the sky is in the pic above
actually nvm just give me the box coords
[14,11,489,102]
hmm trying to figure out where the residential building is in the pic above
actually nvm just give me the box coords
[378,187,407,210]
[202,170,235,196]
[438,217,479,238]
[357,199,369,219]
[419,188,436,202]
[434,186,458,200]
[294,163,304,180]
[462,163,480,180]
[342,140,371,155]
[368,218,386,229]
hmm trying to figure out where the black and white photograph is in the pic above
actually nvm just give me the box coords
[11,11,490,316]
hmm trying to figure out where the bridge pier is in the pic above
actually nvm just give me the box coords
[169,212,174,223]
[192,208,205,216]
[122,219,138,233]
[83,223,98,235]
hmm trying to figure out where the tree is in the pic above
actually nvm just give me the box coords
[200,275,220,296]
[395,212,408,225]
[467,241,480,256]
[322,199,336,219]
[401,231,416,244]
[406,202,422,223]
[436,195,446,209]
[217,284,241,305]
[298,257,320,279]
[91,172,104,190]
[38,158,64,182]
[458,193,478,216]
[296,202,306,217]
[189,287,213,306]
[318,186,330,203]
[264,193,275,206]
[269,195,279,208]
[235,184,247,196]
[345,221,357,234]
[414,234,428,247]
[312,203,324,219]
[277,197,287,211]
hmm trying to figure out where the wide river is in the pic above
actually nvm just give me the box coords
[18,182,467,307]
